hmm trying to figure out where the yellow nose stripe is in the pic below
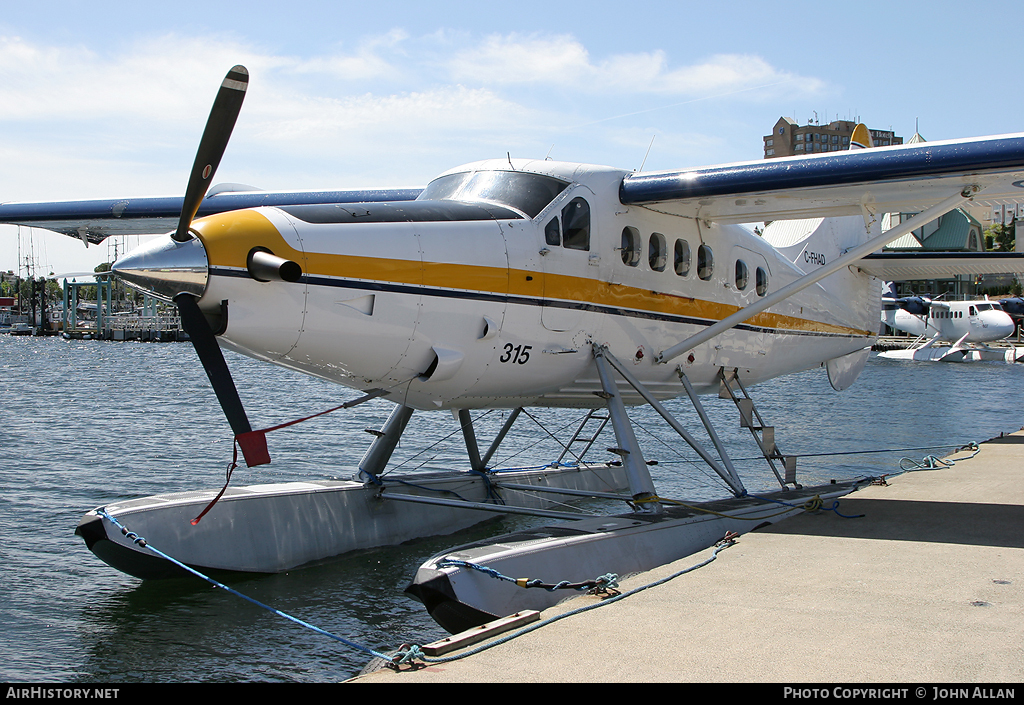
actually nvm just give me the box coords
[193,210,303,268]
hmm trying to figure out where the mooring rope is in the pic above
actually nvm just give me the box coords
[743,490,867,519]
[94,505,738,672]
[435,558,620,593]
[898,441,980,472]
[94,427,986,674]
[392,532,740,667]
[192,387,394,524]
[745,441,979,462]
[95,509,397,664]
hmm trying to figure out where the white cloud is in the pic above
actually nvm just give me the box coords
[0,29,826,198]
[448,33,592,84]
[284,29,410,81]
[446,33,825,99]
[0,27,832,272]
[248,86,533,144]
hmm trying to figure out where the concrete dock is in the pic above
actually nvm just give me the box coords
[356,432,1024,683]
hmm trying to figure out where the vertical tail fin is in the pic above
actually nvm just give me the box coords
[761,122,883,334]
[849,123,873,150]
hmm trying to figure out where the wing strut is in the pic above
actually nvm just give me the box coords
[655,188,977,365]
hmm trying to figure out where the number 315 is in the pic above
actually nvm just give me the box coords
[500,343,532,365]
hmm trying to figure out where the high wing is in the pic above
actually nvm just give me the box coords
[640,132,1024,364]
[621,133,1024,224]
[0,185,422,244]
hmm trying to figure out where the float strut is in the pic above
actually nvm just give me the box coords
[600,349,745,497]
[458,409,485,472]
[677,368,745,495]
[479,407,523,470]
[358,405,414,482]
[593,347,662,513]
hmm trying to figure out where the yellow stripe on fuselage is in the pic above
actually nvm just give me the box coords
[194,210,872,338]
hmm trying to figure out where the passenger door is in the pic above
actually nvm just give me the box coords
[539,193,594,332]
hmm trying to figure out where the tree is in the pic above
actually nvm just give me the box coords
[984,222,1015,251]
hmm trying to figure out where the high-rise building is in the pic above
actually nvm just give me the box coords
[763,117,902,158]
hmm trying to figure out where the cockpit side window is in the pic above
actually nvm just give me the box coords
[561,198,590,251]
[544,218,561,246]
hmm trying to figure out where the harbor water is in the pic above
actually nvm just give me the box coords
[2,334,1023,683]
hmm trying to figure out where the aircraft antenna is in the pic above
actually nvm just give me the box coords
[507,152,515,171]
[545,144,555,160]
[638,135,656,173]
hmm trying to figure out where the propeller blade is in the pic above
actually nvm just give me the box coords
[167,65,268,468]
[896,296,930,316]
[999,297,1024,316]
[175,293,269,467]
[172,65,249,242]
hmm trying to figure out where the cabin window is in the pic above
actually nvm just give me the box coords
[756,267,768,296]
[735,260,749,290]
[621,227,641,266]
[697,244,714,281]
[561,198,590,251]
[674,239,690,277]
[544,218,560,246]
[649,233,667,272]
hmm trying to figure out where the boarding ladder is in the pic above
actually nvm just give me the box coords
[556,409,611,465]
[718,368,799,489]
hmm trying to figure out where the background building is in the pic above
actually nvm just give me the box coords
[761,119,1022,298]
[763,117,902,158]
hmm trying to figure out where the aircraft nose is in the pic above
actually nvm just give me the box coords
[993,313,1016,338]
[111,233,209,301]
[978,310,1016,339]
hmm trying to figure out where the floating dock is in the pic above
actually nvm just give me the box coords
[358,431,1024,682]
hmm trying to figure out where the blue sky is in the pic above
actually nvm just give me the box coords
[3,0,1022,274]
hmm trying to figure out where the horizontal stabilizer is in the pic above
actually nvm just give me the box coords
[857,252,1024,279]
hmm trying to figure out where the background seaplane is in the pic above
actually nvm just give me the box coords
[879,283,1024,362]
[6,66,1024,631]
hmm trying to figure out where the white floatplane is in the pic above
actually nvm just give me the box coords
[879,286,1024,362]
[5,67,1024,630]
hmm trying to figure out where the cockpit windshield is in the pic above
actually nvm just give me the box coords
[417,170,569,218]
